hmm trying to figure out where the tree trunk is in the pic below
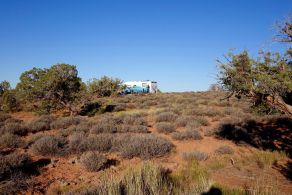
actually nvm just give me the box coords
[266,94,292,117]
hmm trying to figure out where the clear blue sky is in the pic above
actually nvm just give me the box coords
[0,0,291,92]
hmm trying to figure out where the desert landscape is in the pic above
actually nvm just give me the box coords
[0,91,291,194]
[0,1,291,194]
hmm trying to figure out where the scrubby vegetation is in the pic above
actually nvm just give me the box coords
[0,16,291,193]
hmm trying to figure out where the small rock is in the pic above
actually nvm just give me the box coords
[68,157,78,164]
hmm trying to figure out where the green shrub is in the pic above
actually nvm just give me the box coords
[80,151,108,172]
[122,162,172,195]
[156,122,175,134]
[255,150,287,169]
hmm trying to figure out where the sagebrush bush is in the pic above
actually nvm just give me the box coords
[30,135,67,156]
[80,151,108,172]
[68,132,89,153]
[215,145,234,155]
[86,134,113,152]
[155,112,178,122]
[156,122,175,134]
[113,134,173,159]
[69,133,113,153]
[122,114,147,126]
[50,116,82,129]
[0,122,27,136]
[0,133,23,149]
[27,115,55,133]
[182,151,209,161]
[0,112,11,122]
[65,121,93,134]
[171,129,203,140]
[0,152,32,178]
[117,125,149,133]
[175,116,189,128]
[90,123,117,134]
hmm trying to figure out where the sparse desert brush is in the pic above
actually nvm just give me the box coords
[155,112,178,122]
[30,135,67,156]
[255,150,287,169]
[215,145,234,155]
[156,122,175,134]
[182,151,209,161]
[113,134,173,159]
[50,116,82,129]
[27,115,55,133]
[80,151,108,172]
[0,133,24,149]
[90,123,117,134]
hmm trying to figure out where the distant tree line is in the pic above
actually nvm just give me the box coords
[0,64,124,115]
[217,15,292,116]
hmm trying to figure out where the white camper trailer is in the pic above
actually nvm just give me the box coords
[123,81,158,94]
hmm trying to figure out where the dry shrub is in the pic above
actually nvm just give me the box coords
[155,112,178,122]
[175,116,189,128]
[215,145,234,155]
[122,114,147,126]
[68,132,89,153]
[117,125,149,133]
[0,152,32,180]
[86,134,113,152]
[90,123,117,134]
[0,121,27,136]
[182,151,209,161]
[0,133,23,149]
[30,135,67,156]
[66,121,94,133]
[80,151,108,172]
[50,116,82,129]
[172,129,203,140]
[69,133,113,153]
[27,115,55,133]
[0,112,11,122]
[156,122,175,134]
[113,134,173,159]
